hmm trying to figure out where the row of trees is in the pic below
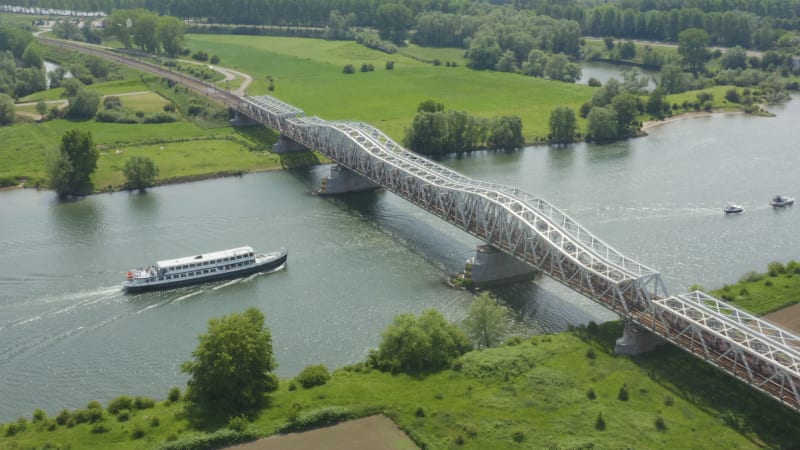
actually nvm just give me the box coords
[0,25,46,99]
[106,9,185,56]
[404,100,525,154]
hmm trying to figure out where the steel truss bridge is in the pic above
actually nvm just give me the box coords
[235,93,800,413]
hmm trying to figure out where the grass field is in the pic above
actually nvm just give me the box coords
[2,321,798,450]
[17,78,152,103]
[185,35,595,142]
[709,262,800,315]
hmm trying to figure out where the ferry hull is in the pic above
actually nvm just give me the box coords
[123,253,286,294]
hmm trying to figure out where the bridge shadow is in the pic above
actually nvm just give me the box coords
[577,321,800,448]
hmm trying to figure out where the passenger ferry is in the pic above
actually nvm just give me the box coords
[123,246,287,293]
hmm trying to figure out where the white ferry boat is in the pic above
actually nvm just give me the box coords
[123,246,287,293]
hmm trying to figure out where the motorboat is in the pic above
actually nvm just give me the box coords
[723,203,743,214]
[770,195,795,207]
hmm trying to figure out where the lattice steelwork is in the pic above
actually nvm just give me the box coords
[237,95,800,413]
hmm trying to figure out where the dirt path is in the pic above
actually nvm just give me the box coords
[764,303,800,334]
[181,60,253,96]
[228,415,418,450]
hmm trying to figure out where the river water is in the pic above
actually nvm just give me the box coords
[1,99,799,422]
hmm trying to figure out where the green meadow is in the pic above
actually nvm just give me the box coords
[184,35,595,142]
[2,322,798,450]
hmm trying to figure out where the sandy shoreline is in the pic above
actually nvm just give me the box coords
[640,110,741,131]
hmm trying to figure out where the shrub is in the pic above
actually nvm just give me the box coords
[282,406,353,432]
[386,61,394,70]
[167,387,181,403]
[342,64,355,74]
[739,271,763,283]
[768,261,786,276]
[150,417,161,427]
[108,396,134,415]
[433,59,441,66]
[163,103,176,112]
[588,77,602,87]
[664,395,674,406]
[228,415,249,432]
[587,388,597,400]
[765,280,774,286]
[511,430,525,442]
[595,413,606,430]
[725,88,740,103]
[655,416,667,431]
[103,96,122,109]
[191,50,209,61]
[143,112,178,123]
[210,55,220,64]
[134,396,155,410]
[131,424,145,439]
[360,63,370,72]
[618,384,629,401]
[91,423,110,434]
[296,364,330,388]
[155,428,258,450]
[586,348,596,359]
[32,408,47,423]
[55,409,70,426]
[117,409,130,422]
[415,406,425,418]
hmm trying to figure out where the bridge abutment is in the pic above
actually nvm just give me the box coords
[315,165,380,196]
[464,245,537,286]
[614,321,664,355]
[273,134,309,153]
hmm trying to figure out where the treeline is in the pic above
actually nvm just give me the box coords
[0,25,45,98]
[404,100,525,154]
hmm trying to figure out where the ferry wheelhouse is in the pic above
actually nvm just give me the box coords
[123,246,287,293]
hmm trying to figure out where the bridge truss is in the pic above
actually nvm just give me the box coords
[238,94,800,413]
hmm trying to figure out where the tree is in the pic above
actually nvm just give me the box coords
[21,42,43,69]
[375,3,412,44]
[14,67,46,97]
[463,292,509,348]
[586,106,619,142]
[181,308,278,413]
[157,16,185,57]
[67,88,100,120]
[677,28,709,74]
[35,99,47,121]
[0,93,14,125]
[646,87,666,118]
[619,40,636,59]
[611,92,639,137]
[133,12,160,53]
[369,309,471,374]
[466,34,502,70]
[659,63,689,94]
[107,10,135,49]
[124,156,159,191]
[721,46,748,70]
[49,129,99,196]
[544,53,581,82]
[522,49,547,77]
[548,105,577,144]
[488,116,524,150]
[417,99,444,113]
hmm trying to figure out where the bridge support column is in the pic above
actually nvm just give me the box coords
[464,245,537,286]
[315,165,380,196]
[614,321,664,355]
[273,134,309,153]
[230,110,259,127]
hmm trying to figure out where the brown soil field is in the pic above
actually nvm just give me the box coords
[764,303,800,334]
[228,415,418,450]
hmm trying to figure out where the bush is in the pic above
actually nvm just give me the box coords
[511,430,525,442]
[108,396,134,415]
[588,77,602,87]
[103,96,122,110]
[655,416,667,431]
[228,415,249,432]
[210,55,220,64]
[55,409,70,426]
[143,112,178,123]
[595,413,606,430]
[618,384,629,401]
[586,348,596,359]
[154,428,258,450]
[768,261,786,276]
[117,409,130,422]
[150,417,161,427]
[664,395,674,406]
[191,50,209,61]
[91,423,110,434]
[163,103,176,113]
[283,406,353,432]
[135,396,155,410]
[765,280,774,286]
[296,364,330,388]
[386,61,394,70]
[415,406,426,417]
[587,389,597,400]
[288,381,297,391]
[725,88,740,103]
[132,424,145,439]
[167,387,181,403]
[32,408,47,423]
[342,64,355,74]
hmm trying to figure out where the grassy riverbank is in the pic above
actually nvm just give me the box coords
[2,321,798,450]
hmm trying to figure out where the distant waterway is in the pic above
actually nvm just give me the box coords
[1,99,799,422]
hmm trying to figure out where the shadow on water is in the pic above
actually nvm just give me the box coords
[547,144,577,170]
[127,189,159,217]
[586,140,632,163]
[48,195,104,244]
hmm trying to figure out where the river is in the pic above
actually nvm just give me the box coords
[1,99,799,422]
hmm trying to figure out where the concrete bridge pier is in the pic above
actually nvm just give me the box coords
[273,134,309,153]
[464,245,537,286]
[614,321,664,355]
[315,165,380,196]
[230,110,259,127]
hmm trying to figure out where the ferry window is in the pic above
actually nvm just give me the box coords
[158,277,163,281]
[167,275,172,279]
[203,269,209,274]
[211,268,216,272]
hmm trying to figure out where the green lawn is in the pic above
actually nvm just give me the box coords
[185,35,595,142]
[2,321,797,449]
[17,78,152,103]
[114,92,170,113]
[709,263,800,315]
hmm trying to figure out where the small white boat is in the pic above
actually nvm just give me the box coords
[770,195,795,207]
[123,246,287,293]
[723,203,743,214]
